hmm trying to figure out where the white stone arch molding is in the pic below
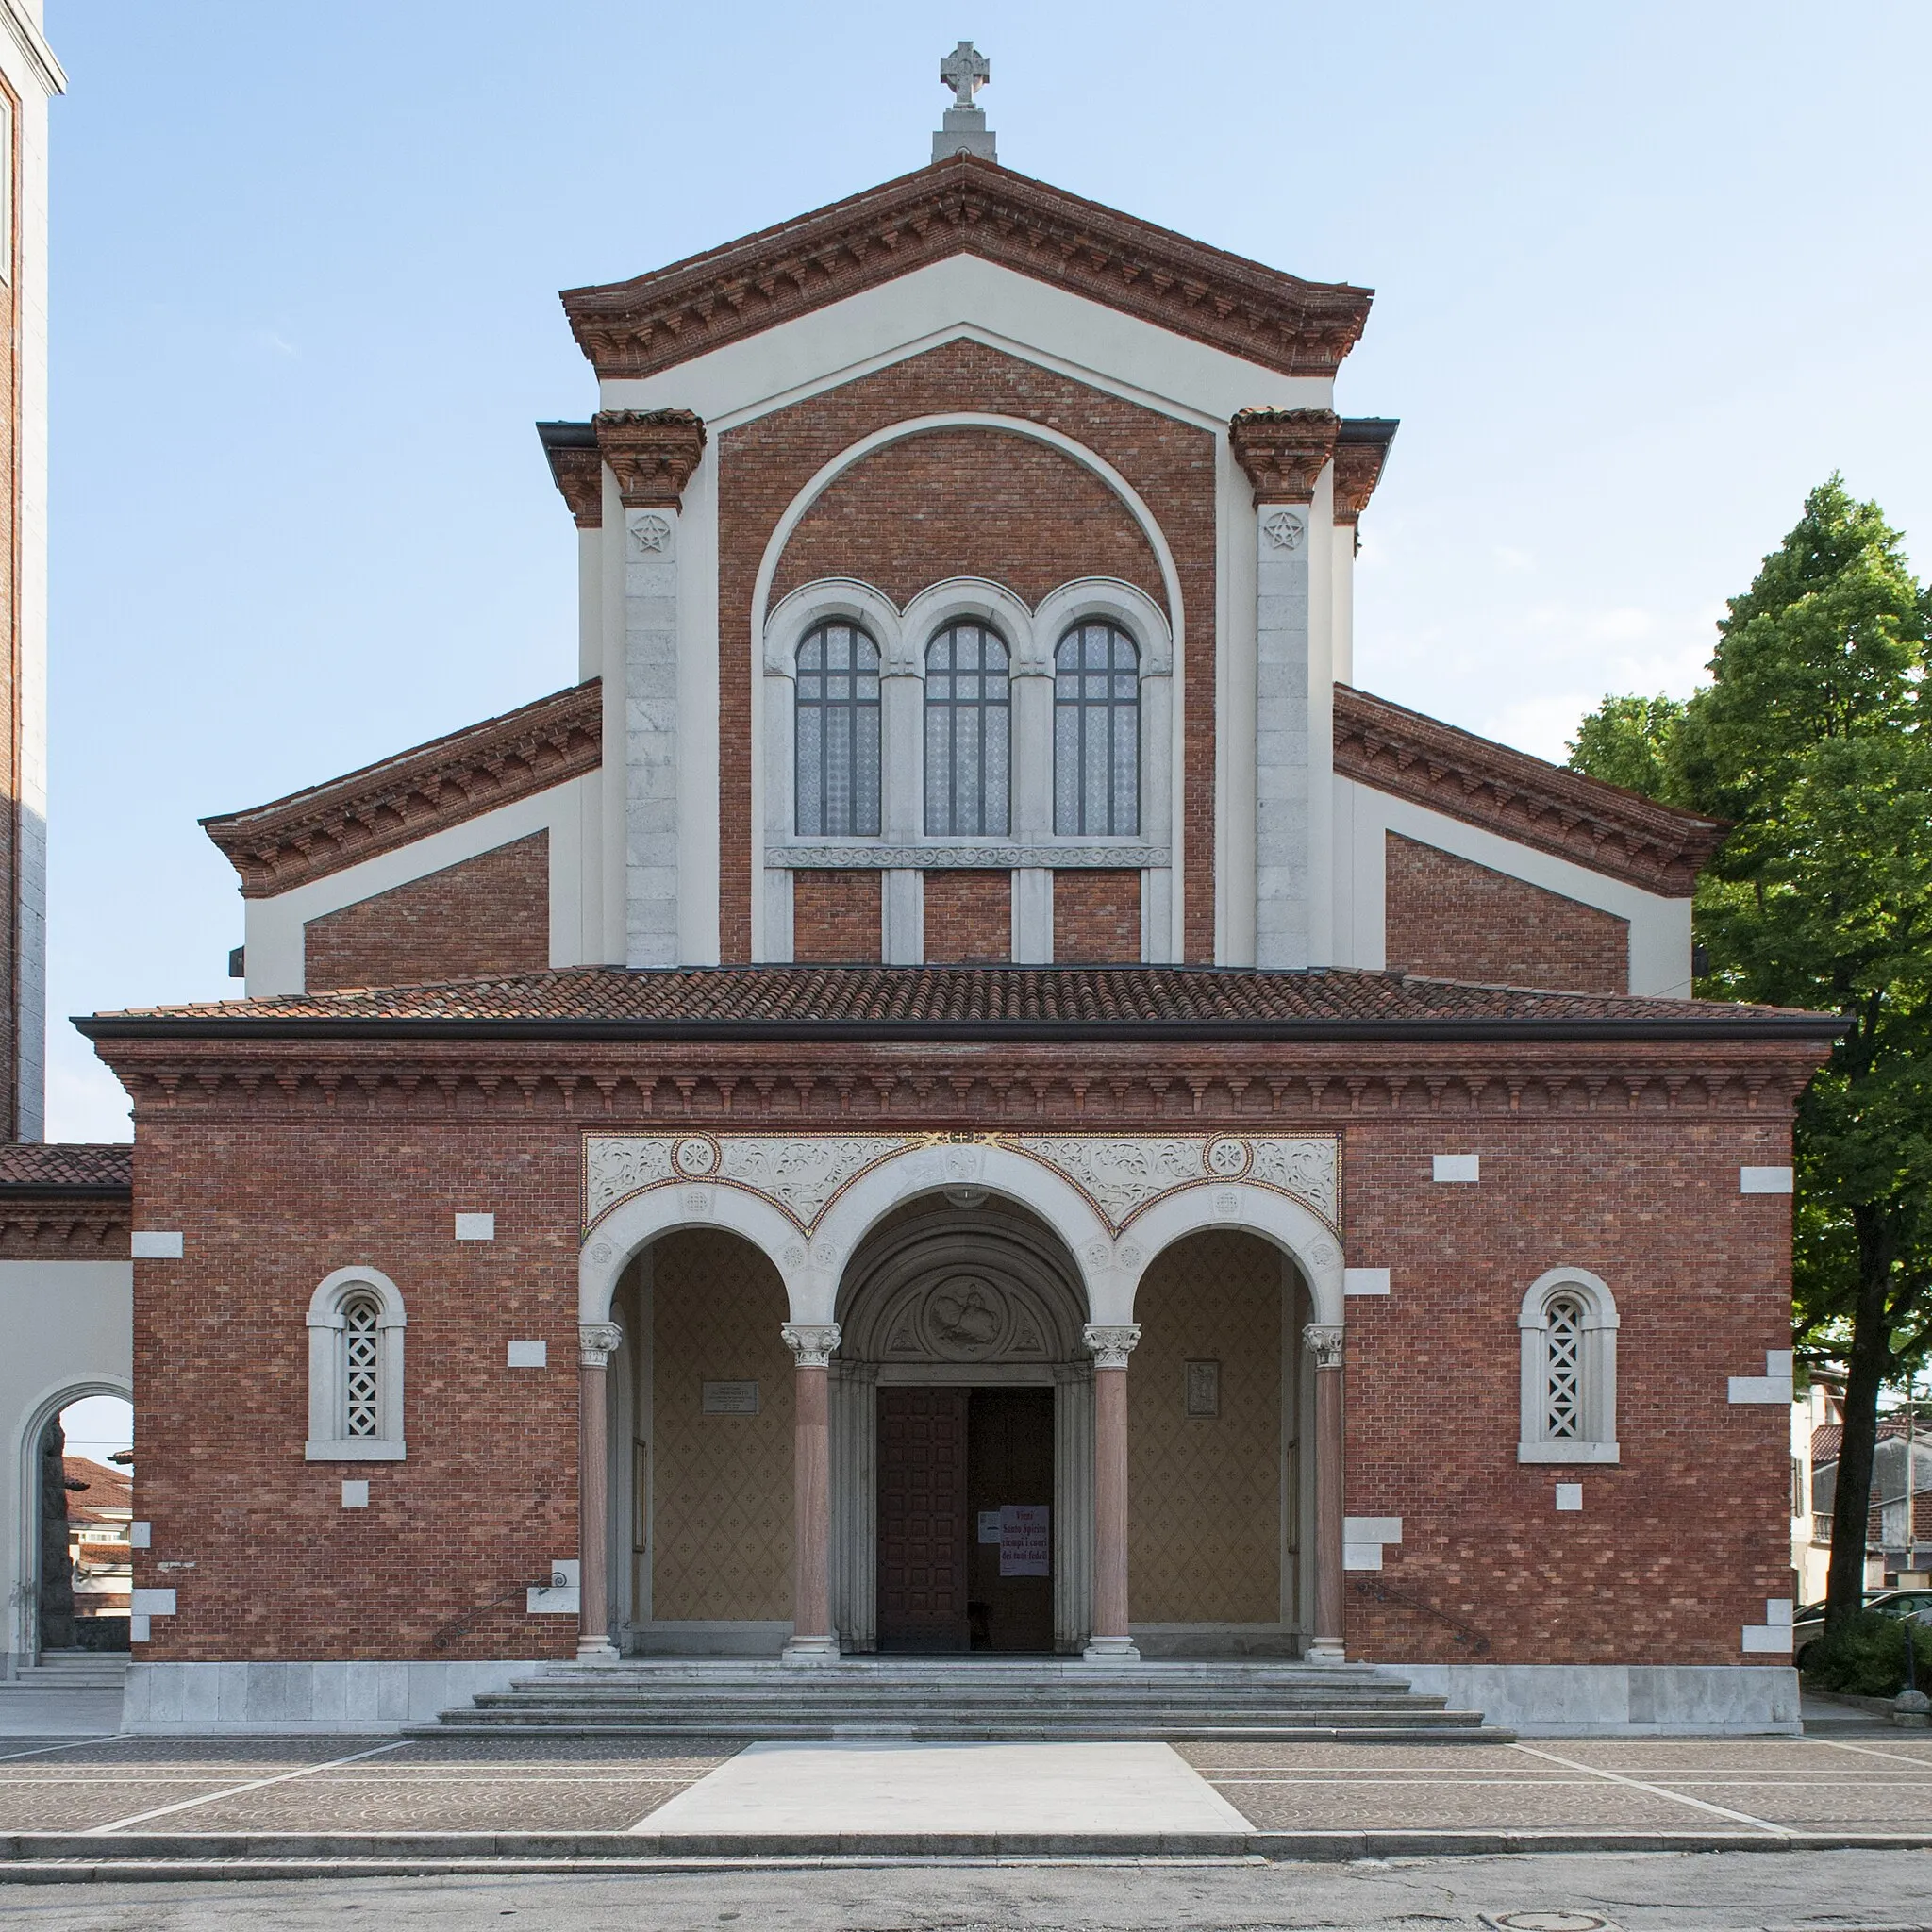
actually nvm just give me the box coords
[305,1265,408,1461]
[1116,1185,1345,1328]
[1517,1264,1621,1465]
[748,413,1188,958]
[1033,576,1173,677]
[900,577,1037,675]
[762,577,904,677]
[579,1182,806,1329]
[805,1140,1115,1326]
[13,1374,133,1661]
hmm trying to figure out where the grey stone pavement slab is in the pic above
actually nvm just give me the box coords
[0,1848,1929,1928]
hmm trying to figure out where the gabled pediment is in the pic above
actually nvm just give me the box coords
[561,153,1373,382]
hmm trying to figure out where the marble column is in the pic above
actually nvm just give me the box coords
[575,1322,625,1663]
[1304,1321,1346,1663]
[782,1322,841,1663]
[1083,1323,1141,1662]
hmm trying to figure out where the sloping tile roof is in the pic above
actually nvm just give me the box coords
[0,1143,131,1192]
[79,964,1839,1042]
[1333,685,1725,896]
[559,152,1374,382]
[201,683,601,897]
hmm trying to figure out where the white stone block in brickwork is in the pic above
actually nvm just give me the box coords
[1432,1155,1479,1183]
[1342,1543,1383,1572]
[130,1614,151,1643]
[1556,1484,1583,1511]
[130,1521,151,1548]
[1740,1166,1793,1193]
[1741,1624,1793,1653]
[1728,1349,1795,1405]
[455,1213,495,1241]
[132,1588,176,1616]
[132,1230,183,1257]
[507,1340,547,1368]
[1343,1517,1402,1544]
[528,1558,580,1614]
[341,1480,369,1508]
[1343,1268,1391,1296]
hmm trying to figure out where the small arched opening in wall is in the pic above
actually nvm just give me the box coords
[606,1229,796,1660]
[831,1192,1094,1657]
[14,1381,133,1668]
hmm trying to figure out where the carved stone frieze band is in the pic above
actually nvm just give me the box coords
[1228,408,1340,505]
[582,1130,1341,1241]
[592,409,707,508]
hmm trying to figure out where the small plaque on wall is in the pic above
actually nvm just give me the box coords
[702,1380,760,1415]
[1185,1359,1221,1418]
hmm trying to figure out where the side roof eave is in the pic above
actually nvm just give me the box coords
[559,152,1374,384]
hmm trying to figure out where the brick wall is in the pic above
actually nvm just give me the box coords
[720,341,1216,963]
[1341,1113,1794,1665]
[1384,833,1629,994]
[923,871,1010,962]
[770,428,1164,612]
[1053,870,1141,963]
[303,833,549,991]
[791,871,880,962]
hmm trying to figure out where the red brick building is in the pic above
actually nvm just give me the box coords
[84,66,1836,1735]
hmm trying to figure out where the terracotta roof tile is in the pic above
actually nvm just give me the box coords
[80,964,1838,1041]
[0,1143,132,1192]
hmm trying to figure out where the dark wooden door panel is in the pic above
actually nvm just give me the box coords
[966,1387,1055,1653]
[877,1387,970,1651]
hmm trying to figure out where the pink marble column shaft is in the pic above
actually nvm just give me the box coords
[1083,1323,1141,1661]
[782,1323,840,1662]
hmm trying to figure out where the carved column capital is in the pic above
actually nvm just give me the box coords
[577,1322,624,1369]
[592,408,707,508]
[1083,1323,1142,1371]
[1303,1322,1345,1372]
[782,1322,841,1369]
[1228,407,1339,505]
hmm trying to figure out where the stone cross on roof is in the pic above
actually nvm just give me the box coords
[933,41,996,163]
[941,40,990,110]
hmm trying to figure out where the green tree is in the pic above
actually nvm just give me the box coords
[1569,477,1932,1634]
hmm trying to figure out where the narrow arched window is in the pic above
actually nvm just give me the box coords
[1054,623,1139,835]
[1518,1270,1619,1464]
[306,1267,408,1461]
[925,623,1009,836]
[795,621,881,837]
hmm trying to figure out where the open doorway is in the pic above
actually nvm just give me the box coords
[876,1385,1053,1654]
[37,1394,133,1655]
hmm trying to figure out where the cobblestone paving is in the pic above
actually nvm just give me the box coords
[1176,1734,1932,1837]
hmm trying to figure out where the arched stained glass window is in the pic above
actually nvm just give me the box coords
[795,622,881,837]
[924,623,1010,836]
[1054,623,1139,835]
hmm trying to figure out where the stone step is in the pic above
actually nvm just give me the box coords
[413,1716,1506,1742]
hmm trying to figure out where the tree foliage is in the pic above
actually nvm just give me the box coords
[1568,477,1932,1630]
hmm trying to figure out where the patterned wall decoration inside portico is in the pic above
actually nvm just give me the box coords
[583,1131,1340,1242]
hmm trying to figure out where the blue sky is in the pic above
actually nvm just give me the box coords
[42,2,1932,1140]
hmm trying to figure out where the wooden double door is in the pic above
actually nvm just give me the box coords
[875,1386,1054,1653]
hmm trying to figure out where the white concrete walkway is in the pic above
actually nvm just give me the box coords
[629,1740,1253,1836]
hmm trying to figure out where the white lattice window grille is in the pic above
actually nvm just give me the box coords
[1519,1268,1619,1464]
[306,1267,407,1461]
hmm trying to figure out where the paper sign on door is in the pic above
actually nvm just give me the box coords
[998,1503,1049,1576]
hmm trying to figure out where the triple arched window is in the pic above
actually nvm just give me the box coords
[792,613,1141,841]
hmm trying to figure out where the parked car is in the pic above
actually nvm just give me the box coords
[1792,1589,1932,1670]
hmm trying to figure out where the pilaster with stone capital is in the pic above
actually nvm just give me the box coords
[1305,1318,1347,1663]
[782,1323,841,1369]
[592,408,707,509]
[578,1322,624,1369]
[1227,408,1339,506]
[1082,1324,1141,1372]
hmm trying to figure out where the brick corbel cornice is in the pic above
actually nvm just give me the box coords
[1333,683,1727,896]
[203,681,605,898]
[592,409,707,509]
[537,423,603,529]
[1228,408,1340,505]
[1333,419,1398,526]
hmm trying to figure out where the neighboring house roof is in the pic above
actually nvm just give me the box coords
[0,1143,130,1195]
[201,682,601,898]
[78,963,1839,1044]
[61,1457,132,1524]
[559,151,1374,382]
[1332,685,1726,897]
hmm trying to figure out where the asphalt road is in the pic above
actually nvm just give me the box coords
[0,1849,1928,1931]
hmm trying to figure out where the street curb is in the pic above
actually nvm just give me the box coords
[4,1826,1932,1877]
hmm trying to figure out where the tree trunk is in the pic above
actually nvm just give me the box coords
[1824,1213,1895,1634]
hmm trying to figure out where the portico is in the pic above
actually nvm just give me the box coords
[573,1129,1348,1668]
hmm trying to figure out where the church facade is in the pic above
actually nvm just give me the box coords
[86,69,1836,1734]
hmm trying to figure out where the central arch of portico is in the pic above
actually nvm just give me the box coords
[575,1129,1349,1667]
